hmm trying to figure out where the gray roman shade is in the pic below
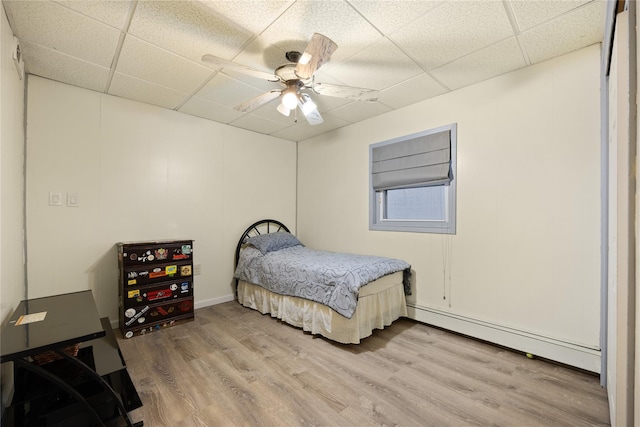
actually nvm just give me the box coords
[371,130,452,191]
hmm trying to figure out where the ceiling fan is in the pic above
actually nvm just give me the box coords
[201,33,379,125]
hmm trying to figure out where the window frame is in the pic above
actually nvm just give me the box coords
[369,123,457,234]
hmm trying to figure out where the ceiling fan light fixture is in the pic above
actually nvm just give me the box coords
[282,90,299,110]
[276,102,290,117]
[300,94,318,117]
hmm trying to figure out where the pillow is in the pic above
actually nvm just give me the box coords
[246,232,302,254]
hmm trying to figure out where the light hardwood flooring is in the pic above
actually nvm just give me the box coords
[117,302,610,426]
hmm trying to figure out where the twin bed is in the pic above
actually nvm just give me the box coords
[233,219,411,344]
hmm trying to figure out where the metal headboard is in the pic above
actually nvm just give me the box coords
[234,219,290,296]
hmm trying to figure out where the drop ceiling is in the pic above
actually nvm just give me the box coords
[2,0,606,142]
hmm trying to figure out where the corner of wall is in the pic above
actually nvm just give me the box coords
[0,2,27,413]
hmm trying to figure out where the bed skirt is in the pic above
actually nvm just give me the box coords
[237,271,407,344]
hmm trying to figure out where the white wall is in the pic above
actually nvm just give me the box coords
[0,4,25,409]
[25,76,296,322]
[297,44,602,371]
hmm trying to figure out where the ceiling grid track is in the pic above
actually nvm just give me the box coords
[502,0,532,66]
[104,0,138,93]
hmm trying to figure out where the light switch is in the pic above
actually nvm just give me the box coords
[67,192,79,207]
[49,192,62,206]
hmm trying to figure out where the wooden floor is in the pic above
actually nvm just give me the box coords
[116,302,610,426]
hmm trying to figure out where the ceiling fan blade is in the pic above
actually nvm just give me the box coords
[234,90,282,113]
[312,82,379,101]
[202,54,278,81]
[295,33,338,80]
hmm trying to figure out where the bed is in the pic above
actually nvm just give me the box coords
[233,219,411,344]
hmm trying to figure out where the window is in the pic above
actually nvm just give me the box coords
[369,123,457,234]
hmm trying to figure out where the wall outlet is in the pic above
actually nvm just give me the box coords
[194,264,201,275]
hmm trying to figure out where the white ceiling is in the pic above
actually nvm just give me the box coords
[3,0,607,142]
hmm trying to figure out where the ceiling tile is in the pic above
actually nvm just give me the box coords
[129,0,254,63]
[349,0,443,34]
[55,0,133,29]
[378,74,448,109]
[323,37,424,90]
[508,0,593,31]
[21,41,110,93]
[230,114,290,135]
[199,0,294,34]
[326,101,392,123]
[3,0,120,67]
[195,73,265,107]
[431,37,527,91]
[179,96,244,124]
[109,72,189,109]
[519,1,606,64]
[389,1,514,70]
[117,35,213,94]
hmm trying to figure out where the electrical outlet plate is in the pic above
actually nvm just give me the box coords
[67,192,79,207]
[49,192,62,206]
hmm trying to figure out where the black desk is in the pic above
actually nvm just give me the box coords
[1,291,142,426]
[1,291,105,362]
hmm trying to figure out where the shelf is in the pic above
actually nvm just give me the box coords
[81,317,125,376]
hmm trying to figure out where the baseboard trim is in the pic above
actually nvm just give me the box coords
[194,294,234,310]
[407,303,601,373]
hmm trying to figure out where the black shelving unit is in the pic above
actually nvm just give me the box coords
[117,240,194,339]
